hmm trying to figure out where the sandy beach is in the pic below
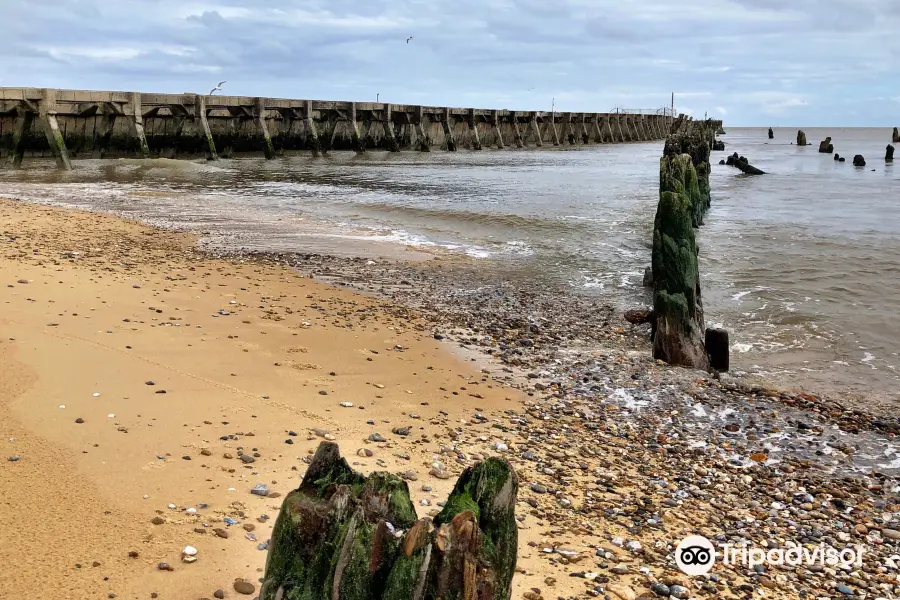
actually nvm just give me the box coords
[0,198,529,598]
[3,197,899,600]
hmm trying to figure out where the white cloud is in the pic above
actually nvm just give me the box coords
[2,0,898,125]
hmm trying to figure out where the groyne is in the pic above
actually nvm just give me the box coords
[0,87,691,169]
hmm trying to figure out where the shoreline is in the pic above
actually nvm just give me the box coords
[2,197,899,600]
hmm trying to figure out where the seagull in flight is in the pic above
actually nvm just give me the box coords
[209,80,227,95]
[406,36,414,43]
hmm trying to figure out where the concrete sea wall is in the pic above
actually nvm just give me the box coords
[0,87,700,170]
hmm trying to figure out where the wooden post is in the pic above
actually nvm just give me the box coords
[382,104,399,151]
[529,113,543,147]
[195,94,217,160]
[259,442,519,600]
[124,92,150,158]
[491,110,504,149]
[705,328,729,372]
[254,97,275,159]
[349,102,365,153]
[38,88,72,170]
[441,108,457,151]
[415,106,430,152]
[93,104,117,158]
[468,108,482,150]
[611,115,623,142]
[592,113,604,143]
[623,115,635,141]
[328,115,341,151]
[560,113,572,145]
[303,101,322,156]
[549,110,560,146]
[580,114,590,143]
[511,112,524,148]
[7,107,34,168]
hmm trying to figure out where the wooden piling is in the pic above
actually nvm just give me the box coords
[415,106,430,152]
[349,102,365,153]
[94,104,117,158]
[491,110,504,149]
[195,94,218,160]
[592,113,603,143]
[38,88,72,170]
[549,111,560,146]
[6,108,34,168]
[441,108,456,151]
[468,108,482,150]
[254,97,275,159]
[529,114,543,147]
[305,100,322,156]
[126,92,150,158]
[382,104,399,152]
[705,328,729,372]
[511,112,524,148]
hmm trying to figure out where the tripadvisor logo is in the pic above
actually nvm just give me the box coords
[675,535,865,576]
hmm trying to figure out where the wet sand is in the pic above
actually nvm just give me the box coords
[2,198,899,600]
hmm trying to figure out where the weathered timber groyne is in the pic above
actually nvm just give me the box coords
[0,87,688,169]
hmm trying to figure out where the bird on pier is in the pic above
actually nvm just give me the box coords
[406,36,414,43]
[209,80,227,95]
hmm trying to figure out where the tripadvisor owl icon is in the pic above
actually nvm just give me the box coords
[675,535,716,575]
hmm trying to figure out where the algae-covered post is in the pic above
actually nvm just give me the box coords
[886,145,894,162]
[893,127,899,143]
[768,127,774,139]
[651,135,709,370]
[260,442,518,600]
[797,130,807,146]
[661,120,712,227]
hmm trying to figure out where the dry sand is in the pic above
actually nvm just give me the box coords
[0,198,558,599]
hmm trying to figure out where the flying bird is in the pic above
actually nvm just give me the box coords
[406,36,414,43]
[209,80,227,95]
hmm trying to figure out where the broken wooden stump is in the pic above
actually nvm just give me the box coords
[260,442,518,600]
[652,143,709,370]
[705,327,730,372]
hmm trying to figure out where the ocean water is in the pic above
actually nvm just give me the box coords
[1,126,897,404]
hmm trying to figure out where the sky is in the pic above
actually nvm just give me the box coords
[2,0,898,126]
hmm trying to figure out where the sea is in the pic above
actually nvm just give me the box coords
[1,126,897,406]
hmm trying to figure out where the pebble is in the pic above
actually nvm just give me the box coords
[240,455,255,464]
[233,580,255,595]
[213,591,225,599]
[669,585,689,599]
[8,456,20,462]
[251,483,270,497]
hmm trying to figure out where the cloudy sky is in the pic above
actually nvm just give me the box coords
[3,0,898,126]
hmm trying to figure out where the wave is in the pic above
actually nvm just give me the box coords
[349,201,589,234]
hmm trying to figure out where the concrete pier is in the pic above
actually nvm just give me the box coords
[0,87,679,168]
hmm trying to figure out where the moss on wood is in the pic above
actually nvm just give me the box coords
[261,443,518,600]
